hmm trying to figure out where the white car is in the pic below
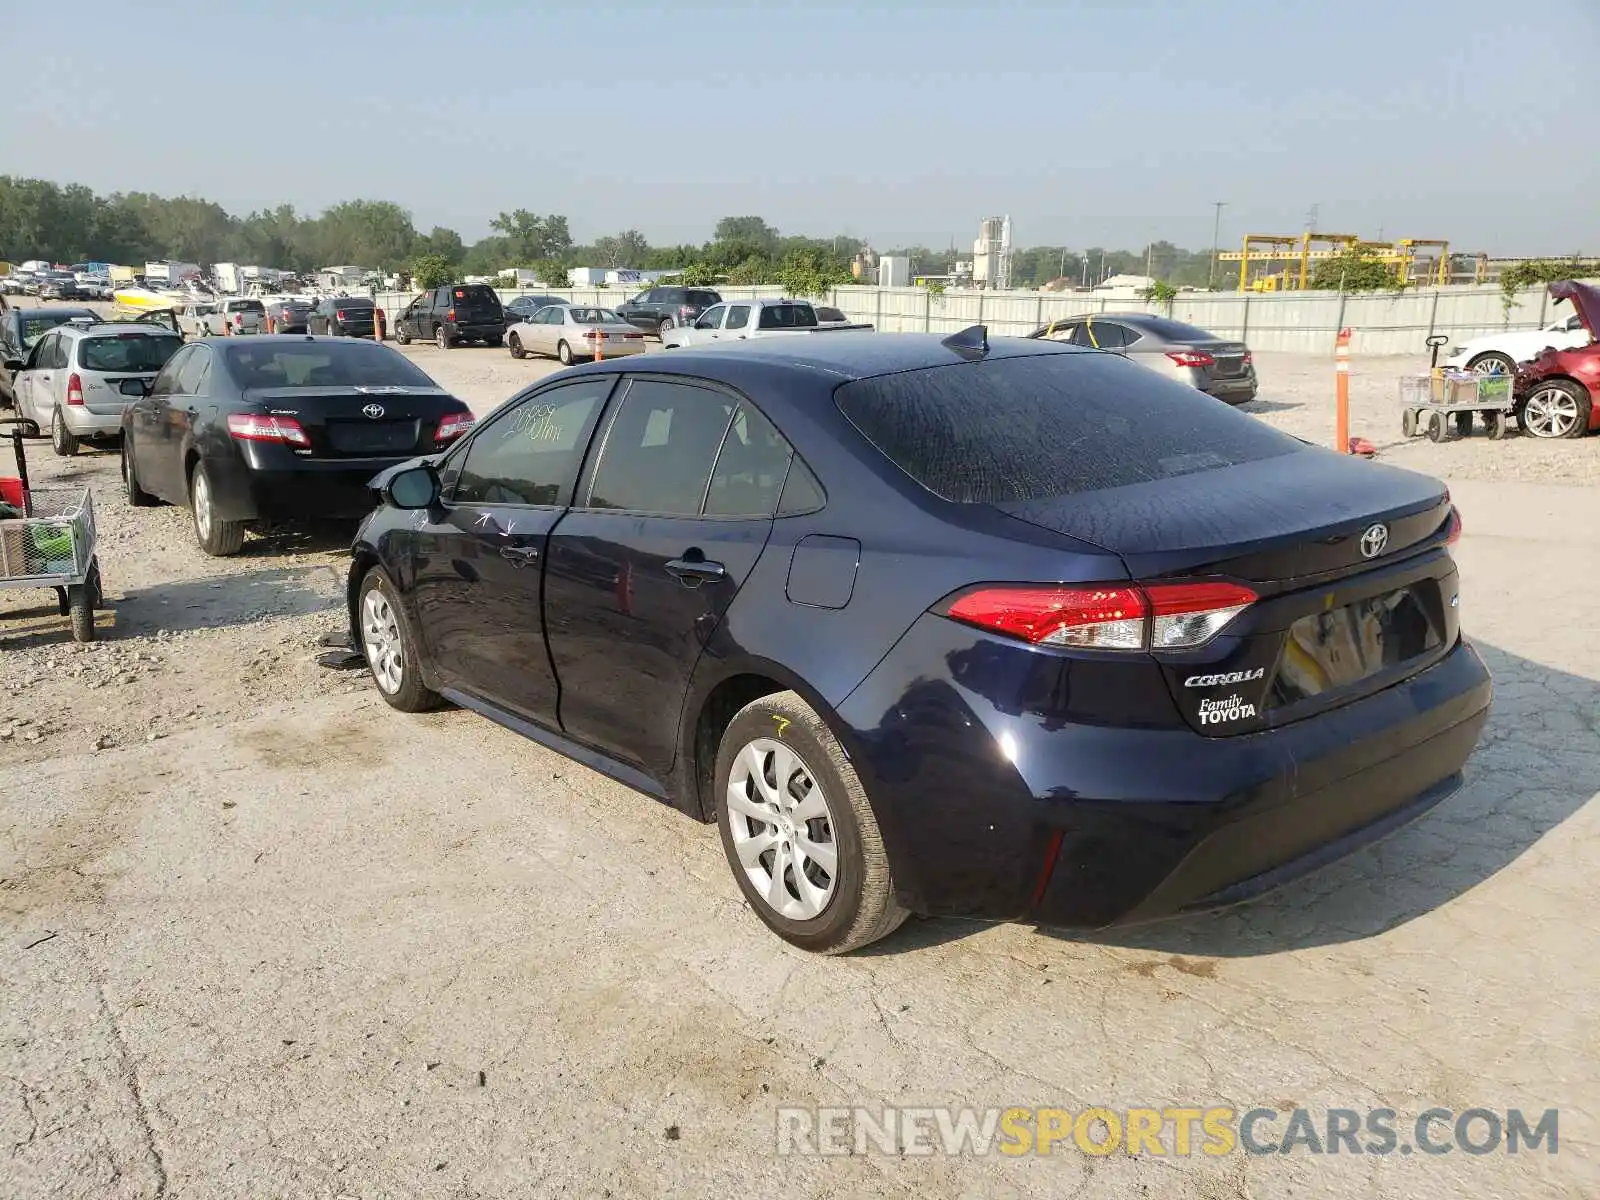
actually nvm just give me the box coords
[1443,308,1590,375]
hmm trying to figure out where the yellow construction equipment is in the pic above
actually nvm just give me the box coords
[1219,233,1454,290]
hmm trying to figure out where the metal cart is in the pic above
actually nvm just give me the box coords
[1399,339,1515,442]
[0,417,103,642]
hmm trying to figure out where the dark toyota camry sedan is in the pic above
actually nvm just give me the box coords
[346,330,1491,953]
[121,336,474,556]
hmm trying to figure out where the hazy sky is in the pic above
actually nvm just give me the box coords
[5,0,1594,253]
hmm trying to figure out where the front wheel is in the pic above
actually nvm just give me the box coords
[557,340,573,365]
[395,323,411,345]
[190,462,245,556]
[51,408,79,457]
[1518,380,1590,439]
[715,691,908,954]
[359,568,440,712]
[508,333,525,359]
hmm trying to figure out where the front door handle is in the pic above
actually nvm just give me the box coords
[500,544,540,568]
[665,557,726,586]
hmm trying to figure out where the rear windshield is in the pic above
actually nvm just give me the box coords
[835,351,1300,503]
[568,307,623,324]
[224,342,437,390]
[687,290,721,306]
[1127,316,1222,342]
[20,312,92,347]
[334,298,375,309]
[79,333,183,372]
[452,285,501,309]
[758,304,818,329]
[226,299,266,312]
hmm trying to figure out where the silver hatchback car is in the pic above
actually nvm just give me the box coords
[13,321,186,455]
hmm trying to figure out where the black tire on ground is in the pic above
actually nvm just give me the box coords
[68,584,95,642]
[1486,409,1509,440]
[190,462,246,556]
[557,340,573,365]
[488,334,503,347]
[657,318,675,339]
[436,326,449,350]
[714,690,909,954]
[122,438,156,507]
[1401,409,1418,437]
[1427,409,1449,443]
[395,324,411,345]
[51,408,79,457]
[1466,352,1516,377]
[1452,411,1474,437]
[358,567,442,713]
[508,333,525,359]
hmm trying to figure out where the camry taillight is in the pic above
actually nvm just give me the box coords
[1166,350,1216,368]
[66,373,84,405]
[435,412,474,444]
[227,413,310,447]
[944,581,1256,651]
[336,309,346,321]
[1241,351,1254,366]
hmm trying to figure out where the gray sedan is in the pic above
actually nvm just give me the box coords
[1028,312,1258,404]
[507,305,648,364]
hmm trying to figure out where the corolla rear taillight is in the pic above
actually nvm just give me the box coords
[942,581,1256,651]
[227,413,310,447]
[435,412,475,445]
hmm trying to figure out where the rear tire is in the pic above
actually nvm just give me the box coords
[1467,351,1516,377]
[1401,409,1418,437]
[395,324,411,345]
[488,334,503,347]
[1427,409,1448,442]
[436,326,449,350]
[51,408,79,457]
[508,333,525,359]
[657,317,675,339]
[358,567,441,712]
[122,438,156,507]
[190,462,245,557]
[557,340,573,365]
[68,584,95,642]
[714,691,908,954]
[1486,409,1509,440]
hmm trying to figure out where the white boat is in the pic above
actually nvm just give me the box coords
[112,278,216,313]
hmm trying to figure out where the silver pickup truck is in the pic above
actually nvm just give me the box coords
[662,298,872,349]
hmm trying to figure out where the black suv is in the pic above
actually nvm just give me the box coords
[394,284,506,349]
[615,286,722,338]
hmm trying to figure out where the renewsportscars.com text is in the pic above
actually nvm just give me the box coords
[776,1105,1558,1158]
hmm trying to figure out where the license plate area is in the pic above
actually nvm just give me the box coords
[325,419,420,454]
[1269,584,1444,707]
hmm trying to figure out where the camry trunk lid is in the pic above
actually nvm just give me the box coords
[995,450,1460,736]
[242,385,463,458]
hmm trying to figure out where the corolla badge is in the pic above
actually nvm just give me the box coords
[362,403,385,419]
[1359,523,1389,558]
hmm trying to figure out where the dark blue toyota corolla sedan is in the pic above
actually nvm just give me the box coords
[347,330,1491,953]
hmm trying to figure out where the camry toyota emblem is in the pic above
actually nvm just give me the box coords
[362,403,385,419]
[1359,523,1389,558]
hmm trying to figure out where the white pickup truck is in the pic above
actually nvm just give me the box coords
[662,298,872,349]
[177,297,267,338]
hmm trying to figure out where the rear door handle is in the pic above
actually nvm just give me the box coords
[500,544,540,567]
[665,557,726,586]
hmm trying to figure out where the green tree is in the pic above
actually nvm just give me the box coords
[1498,258,1600,317]
[774,249,852,298]
[411,253,454,289]
[593,228,649,268]
[1309,250,1405,292]
[412,226,465,266]
[490,210,573,265]
[713,216,779,254]
[1141,280,1178,309]
[533,258,570,287]
[310,200,417,270]
[724,256,772,286]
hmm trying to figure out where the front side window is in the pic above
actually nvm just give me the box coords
[448,379,611,507]
[587,379,736,515]
[694,306,726,331]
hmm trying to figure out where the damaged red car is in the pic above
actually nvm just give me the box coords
[1514,280,1600,439]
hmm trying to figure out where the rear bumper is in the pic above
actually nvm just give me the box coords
[62,408,125,437]
[835,617,1492,927]
[446,322,505,341]
[203,448,404,521]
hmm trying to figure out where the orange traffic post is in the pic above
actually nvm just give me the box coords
[1335,327,1351,453]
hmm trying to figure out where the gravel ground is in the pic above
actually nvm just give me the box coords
[0,326,1596,1198]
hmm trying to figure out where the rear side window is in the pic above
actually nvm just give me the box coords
[835,352,1301,503]
[757,304,817,330]
[1133,316,1221,342]
[688,290,721,307]
[453,285,501,310]
[78,333,183,372]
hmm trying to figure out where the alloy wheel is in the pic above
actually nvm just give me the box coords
[192,469,213,539]
[361,588,405,695]
[725,737,839,921]
[1522,386,1580,438]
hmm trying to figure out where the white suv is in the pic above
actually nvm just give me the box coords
[13,322,185,456]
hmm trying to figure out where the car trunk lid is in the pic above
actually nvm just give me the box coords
[241,385,457,458]
[994,450,1459,735]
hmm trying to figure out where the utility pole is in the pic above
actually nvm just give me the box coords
[1208,201,1226,289]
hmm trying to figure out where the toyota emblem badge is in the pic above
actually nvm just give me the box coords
[362,403,385,419]
[1359,523,1389,558]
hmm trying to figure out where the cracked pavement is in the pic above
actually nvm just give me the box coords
[0,350,1596,1197]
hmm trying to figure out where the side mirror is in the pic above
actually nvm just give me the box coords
[3,357,21,374]
[386,464,441,510]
